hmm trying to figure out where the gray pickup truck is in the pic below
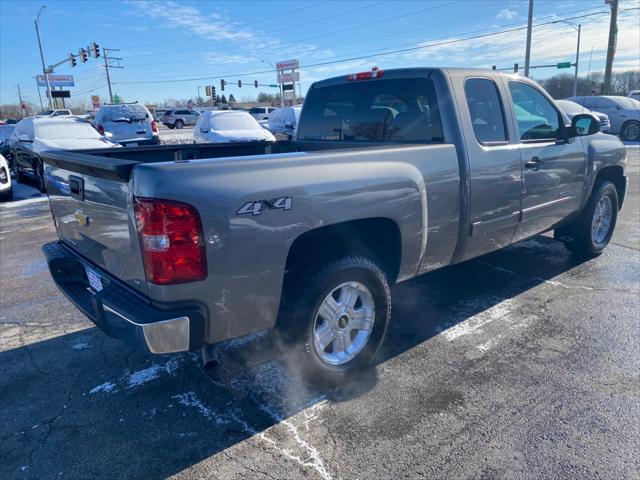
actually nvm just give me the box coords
[42,68,627,384]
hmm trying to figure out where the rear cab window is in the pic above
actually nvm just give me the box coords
[464,78,508,145]
[297,77,443,143]
[102,104,149,122]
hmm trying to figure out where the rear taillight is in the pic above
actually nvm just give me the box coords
[151,120,158,133]
[347,67,384,81]
[96,124,105,135]
[134,197,207,285]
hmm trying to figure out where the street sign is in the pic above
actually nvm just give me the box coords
[282,84,294,91]
[278,72,300,83]
[269,84,279,88]
[276,59,299,70]
[36,75,75,87]
[51,90,71,98]
[91,95,100,111]
[557,62,572,69]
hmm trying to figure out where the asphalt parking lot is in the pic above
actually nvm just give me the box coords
[1,147,638,480]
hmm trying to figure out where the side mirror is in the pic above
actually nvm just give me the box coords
[18,134,32,143]
[569,114,600,137]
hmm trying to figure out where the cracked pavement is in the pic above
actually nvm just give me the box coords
[1,148,639,479]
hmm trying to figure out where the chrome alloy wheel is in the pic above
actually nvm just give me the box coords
[591,195,613,245]
[312,281,375,366]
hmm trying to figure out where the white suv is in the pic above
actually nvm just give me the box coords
[94,103,159,146]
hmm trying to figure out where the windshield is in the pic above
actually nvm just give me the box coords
[103,104,148,122]
[36,121,102,140]
[211,112,259,131]
[249,108,265,114]
[610,97,640,109]
[0,125,15,141]
[297,78,443,142]
[556,100,586,114]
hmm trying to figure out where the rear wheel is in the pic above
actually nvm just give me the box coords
[167,124,175,130]
[555,180,618,257]
[620,120,640,141]
[175,120,184,129]
[280,256,391,387]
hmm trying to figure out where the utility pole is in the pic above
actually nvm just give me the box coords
[17,84,25,119]
[573,24,581,97]
[34,5,53,109]
[603,0,618,94]
[102,48,123,103]
[34,77,44,111]
[524,0,534,77]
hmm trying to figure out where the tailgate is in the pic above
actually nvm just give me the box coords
[43,151,149,296]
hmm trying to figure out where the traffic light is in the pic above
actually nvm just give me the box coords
[69,53,77,68]
[79,48,88,63]
[238,80,242,88]
[211,86,216,97]
[221,79,225,91]
[254,80,258,88]
[92,42,100,58]
[205,85,211,96]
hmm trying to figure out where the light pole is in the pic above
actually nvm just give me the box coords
[35,5,53,109]
[197,85,201,102]
[553,19,581,97]
[262,59,283,107]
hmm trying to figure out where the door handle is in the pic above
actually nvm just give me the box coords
[525,156,543,170]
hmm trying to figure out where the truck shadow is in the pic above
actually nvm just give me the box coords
[1,235,589,479]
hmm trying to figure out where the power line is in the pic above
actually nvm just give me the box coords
[118,0,333,50]
[113,7,638,85]
[113,1,612,76]
[118,0,388,58]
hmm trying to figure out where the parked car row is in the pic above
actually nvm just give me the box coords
[565,95,640,141]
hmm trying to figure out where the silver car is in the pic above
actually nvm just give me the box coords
[162,109,200,129]
[568,95,640,141]
[93,103,159,146]
[556,99,610,133]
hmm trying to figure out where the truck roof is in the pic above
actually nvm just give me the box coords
[310,67,519,89]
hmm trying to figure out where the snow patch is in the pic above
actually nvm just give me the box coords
[71,341,90,350]
[443,298,515,341]
[126,358,179,388]
[172,392,229,425]
[89,382,117,394]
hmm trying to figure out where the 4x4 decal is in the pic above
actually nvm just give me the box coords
[236,197,292,216]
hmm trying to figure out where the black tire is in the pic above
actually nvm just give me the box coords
[620,120,640,142]
[175,120,184,129]
[167,124,175,130]
[0,186,13,202]
[555,180,618,257]
[280,256,391,387]
[36,161,46,193]
[16,168,26,184]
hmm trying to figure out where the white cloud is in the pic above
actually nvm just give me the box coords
[496,9,517,20]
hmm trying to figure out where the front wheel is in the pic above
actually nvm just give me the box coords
[620,120,640,142]
[167,124,175,130]
[281,256,391,387]
[36,161,46,193]
[175,120,184,129]
[555,180,618,257]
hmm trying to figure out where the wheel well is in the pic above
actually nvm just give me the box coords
[284,218,402,284]
[595,166,626,209]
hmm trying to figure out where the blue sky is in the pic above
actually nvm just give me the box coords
[1,0,639,108]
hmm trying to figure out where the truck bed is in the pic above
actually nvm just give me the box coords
[42,140,395,181]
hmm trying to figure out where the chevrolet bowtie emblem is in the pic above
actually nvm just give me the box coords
[74,209,90,226]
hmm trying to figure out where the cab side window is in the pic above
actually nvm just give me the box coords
[508,81,561,141]
[465,78,508,144]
